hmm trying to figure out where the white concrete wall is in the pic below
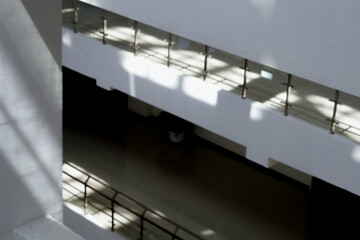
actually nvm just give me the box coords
[0,0,62,237]
[64,205,127,240]
[79,0,360,98]
[14,216,85,240]
[62,27,360,196]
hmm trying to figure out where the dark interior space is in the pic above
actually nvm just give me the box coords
[63,67,128,140]
[308,177,360,239]
[63,67,360,239]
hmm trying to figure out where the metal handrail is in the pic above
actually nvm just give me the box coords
[62,2,360,141]
[63,162,204,240]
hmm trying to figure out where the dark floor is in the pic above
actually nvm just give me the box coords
[63,67,360,240]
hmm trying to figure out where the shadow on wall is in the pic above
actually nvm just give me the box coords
[0,0,62,145]
[0,149,45,236]
[0,0,62,233]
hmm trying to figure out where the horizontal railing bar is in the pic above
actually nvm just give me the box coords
[64,162,147,208]
[63,163,205,240]
[63,5,360,141]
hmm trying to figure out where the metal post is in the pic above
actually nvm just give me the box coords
[133,20,138,55]
[111,192,118,232]
[101,16,108,44]
[241,59,248,99]
[203,45,209,80]
[72,0,78,33]
[172,227,179,240]
[167,33,173,67]
[284,74,293,116]
[139,217,144,240]
[84,176,90,215]
[139,210,147,240]
[329,90,340,134]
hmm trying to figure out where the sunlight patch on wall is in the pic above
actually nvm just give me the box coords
[64,202,109,230]
[62,30,72,47]
[352,146,360,164]
[121,54,149,79]
[121,53,180,90]
[181,78,218,106]
[306,94,333,116]
[250,102,264,121]
[148,65,180,90]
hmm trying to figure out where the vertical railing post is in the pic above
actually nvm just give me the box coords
[72,0,78,33]
[172,227,179,240]
[111,192,118,232]
[133,20,139,55]
[329,90,341,134]
[84,176,90,215]
[139,210,146,240]
[139,217,144,240]
[202,45,209,80]
[101,15,108,44]
[167,33,173,67]
[283,74,293,116]
[241,59,249,99]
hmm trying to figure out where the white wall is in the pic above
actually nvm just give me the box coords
[0,0,62,237]
[62,27,360,196]
[64,205,127,240]
[14,216,85,240]
[80,0,360,98]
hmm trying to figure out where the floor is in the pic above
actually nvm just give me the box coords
[63,76,311,239]
[62,67,360,240]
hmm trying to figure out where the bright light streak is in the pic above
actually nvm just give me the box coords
[200,229,215,236]
[148,209,167,219]
[62,8,75,13]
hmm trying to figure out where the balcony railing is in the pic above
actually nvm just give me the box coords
[63,162,205,240]
[62,0,360,143]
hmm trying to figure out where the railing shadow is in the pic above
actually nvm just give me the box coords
[62,0,360,143]
[63,162,205,240]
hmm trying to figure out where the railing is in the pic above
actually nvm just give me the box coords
[63,162,205,240]
[62,0,360,143]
